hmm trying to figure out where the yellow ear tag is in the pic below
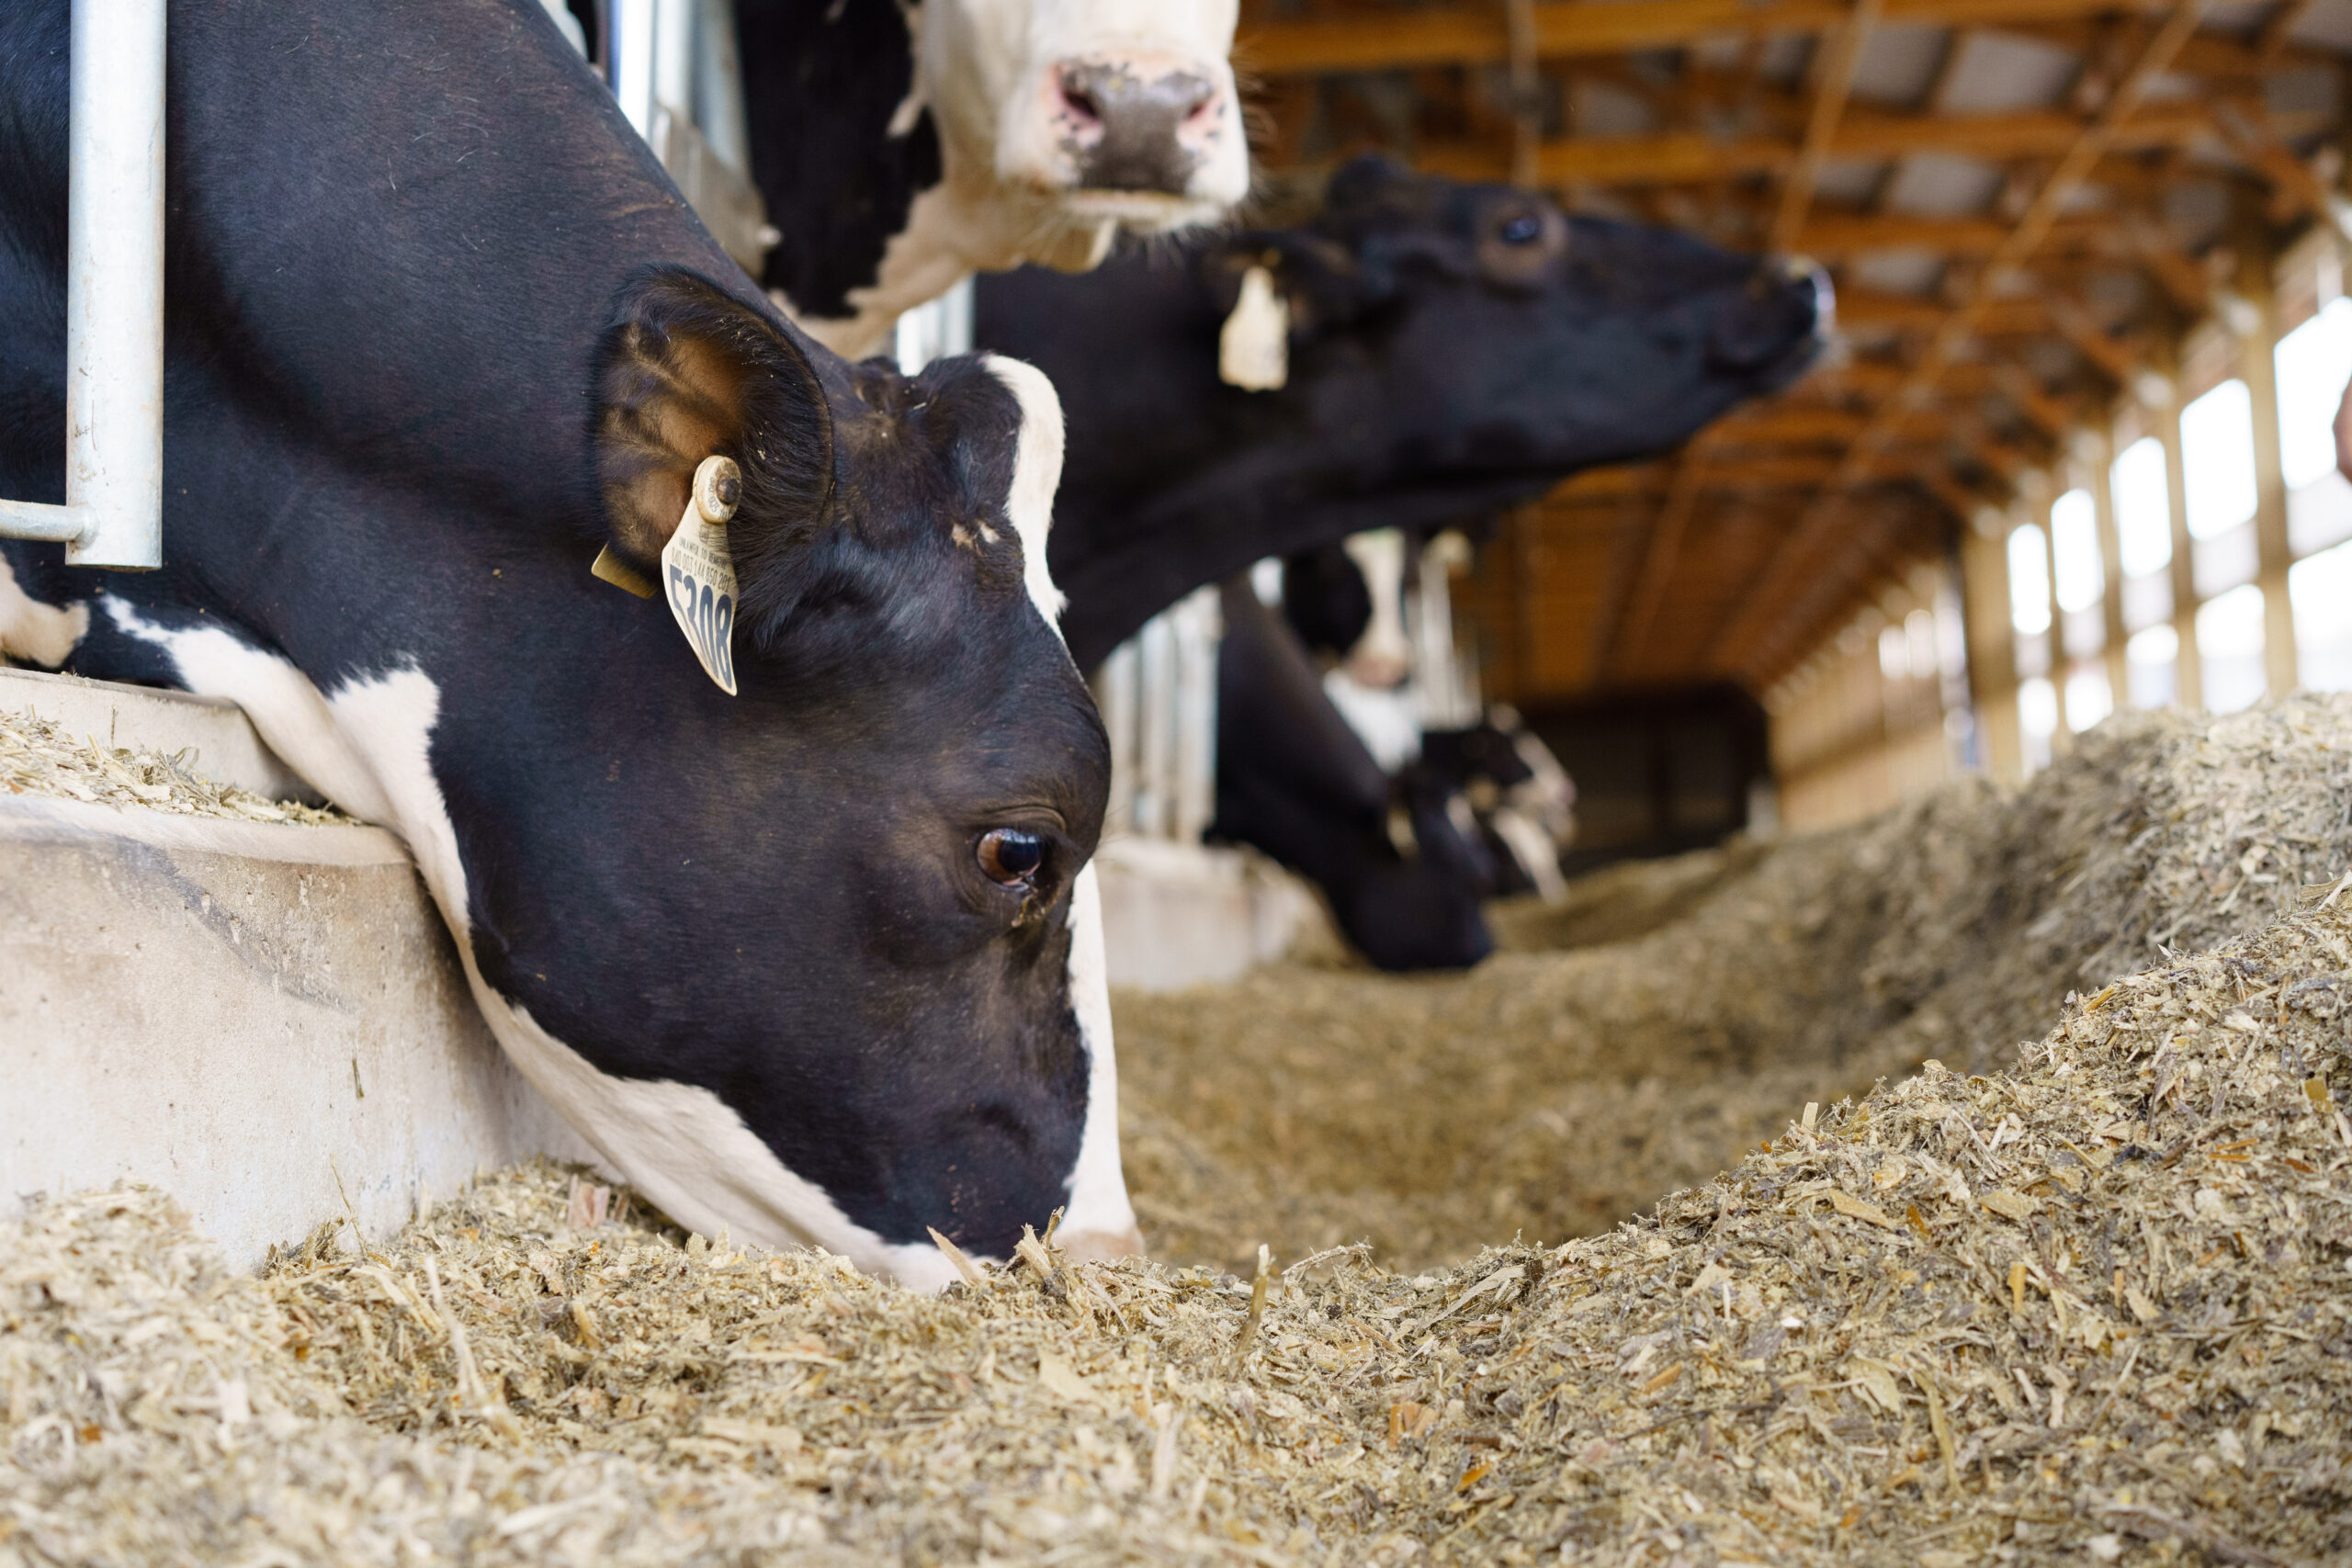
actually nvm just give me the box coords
[1219,265,1289,391]
[591,545,658,598]
[662,456,743,696]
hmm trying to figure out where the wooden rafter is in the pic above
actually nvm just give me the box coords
[1415,104,2212,187]
[1772,0,1884,250]
[1703,0,2211,675]
[1239,0,2228,74]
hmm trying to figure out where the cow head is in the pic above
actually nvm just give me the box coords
[578,271,1133,1279]
[1210,154,1827,477]
[919,0,1248,263]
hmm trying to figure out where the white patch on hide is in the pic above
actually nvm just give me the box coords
[1340,528,1411,688]
[99,601,968,1289]
[481,989,959,1290]
[0,558,87,668]
[983,354,1068,626]
[1056,863,1140,1255]
[105,596,397,824]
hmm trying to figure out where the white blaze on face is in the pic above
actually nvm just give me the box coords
[921,0,1246,229]
[980,351,1142,1263]
[983,354,1067,624]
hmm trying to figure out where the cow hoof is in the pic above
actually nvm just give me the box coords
[1057,1224,1148,1264]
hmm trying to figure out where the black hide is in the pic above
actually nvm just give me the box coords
[974,155,1827,670]
[0,0,1107,1258]
[1212,583,1491,972]
[1280,542,1375,665]
[737,0,941,319]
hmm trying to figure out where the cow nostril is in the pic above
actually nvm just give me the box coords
[1060,85,1102,128]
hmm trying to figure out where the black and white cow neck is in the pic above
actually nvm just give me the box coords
[738,0,941,325]
[0,0,1132,1283]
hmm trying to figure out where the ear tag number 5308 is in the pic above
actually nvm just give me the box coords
[662,456,743,696]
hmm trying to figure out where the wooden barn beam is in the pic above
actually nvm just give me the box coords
[1794,211,2111,256]
[1415,106,2210,187]
[1838,290,2050,333]
[1238,0,2210,75]
[2210,96,2337,221]
[1601,442,1714,681]
[1732,499,1953,683]
[2257,0,2323,56]
[1703,0,2209,680]
[2042,292,2143,383]
[1773,0,1884,251]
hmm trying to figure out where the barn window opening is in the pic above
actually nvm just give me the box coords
[2007,524,2051,636]
[2275,299,2352,491]
[2111,435,2172,577]
[2125,624,2179,710]
[2196,583,2268,714]
[1904,608,1938,684]
[2181,379,2257,541]
[2051,490,2103,614]
[2064,663,2112,733]
[1878,625,1909,682]
[2291,539,2352,692]
[2017,675,2059,773]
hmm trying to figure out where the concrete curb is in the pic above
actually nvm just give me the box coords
[0,792,593,1269]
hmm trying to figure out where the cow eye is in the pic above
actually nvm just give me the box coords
[1498,212,1544,246]
[978,829,1046,886]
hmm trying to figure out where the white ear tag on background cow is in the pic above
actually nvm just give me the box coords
[662,456,743,696]
[1219,265,1289,391]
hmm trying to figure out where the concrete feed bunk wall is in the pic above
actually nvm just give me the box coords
[0,672,592,1269]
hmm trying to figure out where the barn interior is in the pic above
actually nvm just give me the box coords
[6,1,2352,1562]
[1230,0,2352,855]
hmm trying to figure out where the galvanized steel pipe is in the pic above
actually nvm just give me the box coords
[0,0,166,570]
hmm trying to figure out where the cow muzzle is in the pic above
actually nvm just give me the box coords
[1050,53,1226,199]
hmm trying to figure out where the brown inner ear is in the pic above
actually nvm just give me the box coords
[597,328,749,562]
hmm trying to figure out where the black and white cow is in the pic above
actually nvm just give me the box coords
[1212,581,1495,972]
[1419,711,1577,902]
[740,0,1248,358]
[974,154,1830,671]
[0,0,1137,1283]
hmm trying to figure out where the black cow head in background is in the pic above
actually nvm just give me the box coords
[976,153,1830,669]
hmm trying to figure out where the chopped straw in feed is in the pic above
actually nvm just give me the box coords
[0,695,2348,1567]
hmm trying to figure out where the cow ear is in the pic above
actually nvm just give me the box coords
[590,270,834,568]
[1205,234,1370,339]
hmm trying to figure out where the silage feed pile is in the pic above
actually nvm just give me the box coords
[1118,695,2352,1272]
[6,901,2352,1565]
[0,694,2347,1566]
[0,704,348,824]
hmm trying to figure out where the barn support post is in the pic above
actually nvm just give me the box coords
[0,0,167,569]
[2233,219,2302,697]
[2152,361,2206,712]
[1958,517,2023,784]
[2086,427,2132,707]
[2034,473,2070,758]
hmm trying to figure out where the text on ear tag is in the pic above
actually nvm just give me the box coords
[662,455,744,696]
[1219,265,1289,391]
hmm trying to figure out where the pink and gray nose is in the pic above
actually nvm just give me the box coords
[1052,56,1223,195]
